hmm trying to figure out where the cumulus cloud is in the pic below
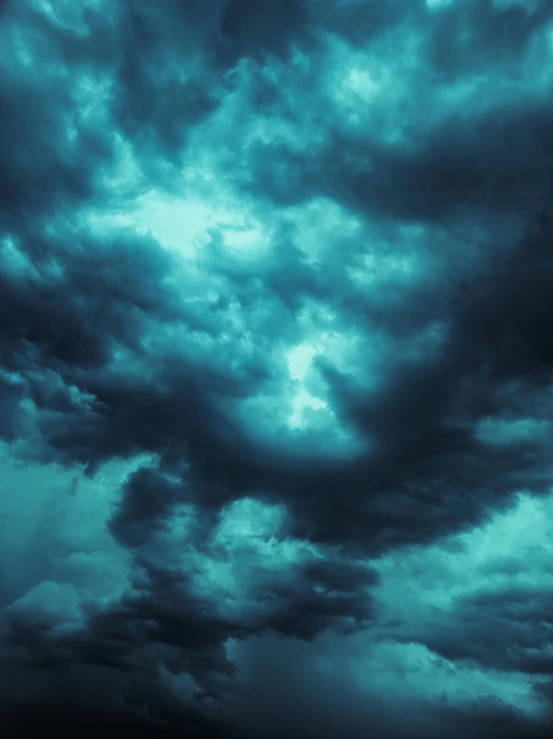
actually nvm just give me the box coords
[2,0,553,736]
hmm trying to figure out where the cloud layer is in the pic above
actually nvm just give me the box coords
[2,0,553,737]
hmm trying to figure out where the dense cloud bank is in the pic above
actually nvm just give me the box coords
[2,0,553,737]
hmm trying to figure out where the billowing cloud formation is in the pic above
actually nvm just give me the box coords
[2,0,553,737]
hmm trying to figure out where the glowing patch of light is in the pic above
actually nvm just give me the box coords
[289,388,328,430]
[87,184,271,260]
[329,46,385,126]
[287,342,319,381]
[190,498,319,612]
[326,32,424,144]
[347,248,424,290]
[286,341,329,430]
[6,580,83,628]
[346,68,379,100]
[73,73,112,124]
[460,492,553,565]
[373,491,553,629]
[33,0,103,34]
[248,114,305,151]
[102,133,142,191]
[224,227,262,250]
[283,197,362,265]
[353,640,545,715]
[132,191,215,255]
[1,237,34,277]
[217,497,287,544]
[426,0,454,8]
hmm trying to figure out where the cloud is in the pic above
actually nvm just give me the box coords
[2,0,553,736]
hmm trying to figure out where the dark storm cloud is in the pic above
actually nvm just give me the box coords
[0,230,182,369]
[318,0,423,47]
[290,215,553,549]
[109,467,184,547]
[428,0,553,75]
[6,520,378,665]
[414,583,553,675]
[220,0,309,61]
[4,519,379,735]
[2,0,553,736]
[0,660,236,739]
[249,80,553,223]
[244,1,553,223]
[0,0,224,227]
[26,211,553,555]
[107,0,225,168]
[152,207,553,556]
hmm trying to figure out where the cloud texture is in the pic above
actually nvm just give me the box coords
[2,0,553,736]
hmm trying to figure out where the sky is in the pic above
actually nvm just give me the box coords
[1,0,553,737]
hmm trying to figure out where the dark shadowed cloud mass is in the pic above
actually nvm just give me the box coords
[2,0,553,737]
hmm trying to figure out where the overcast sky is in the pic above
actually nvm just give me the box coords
[2,0,553,737]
